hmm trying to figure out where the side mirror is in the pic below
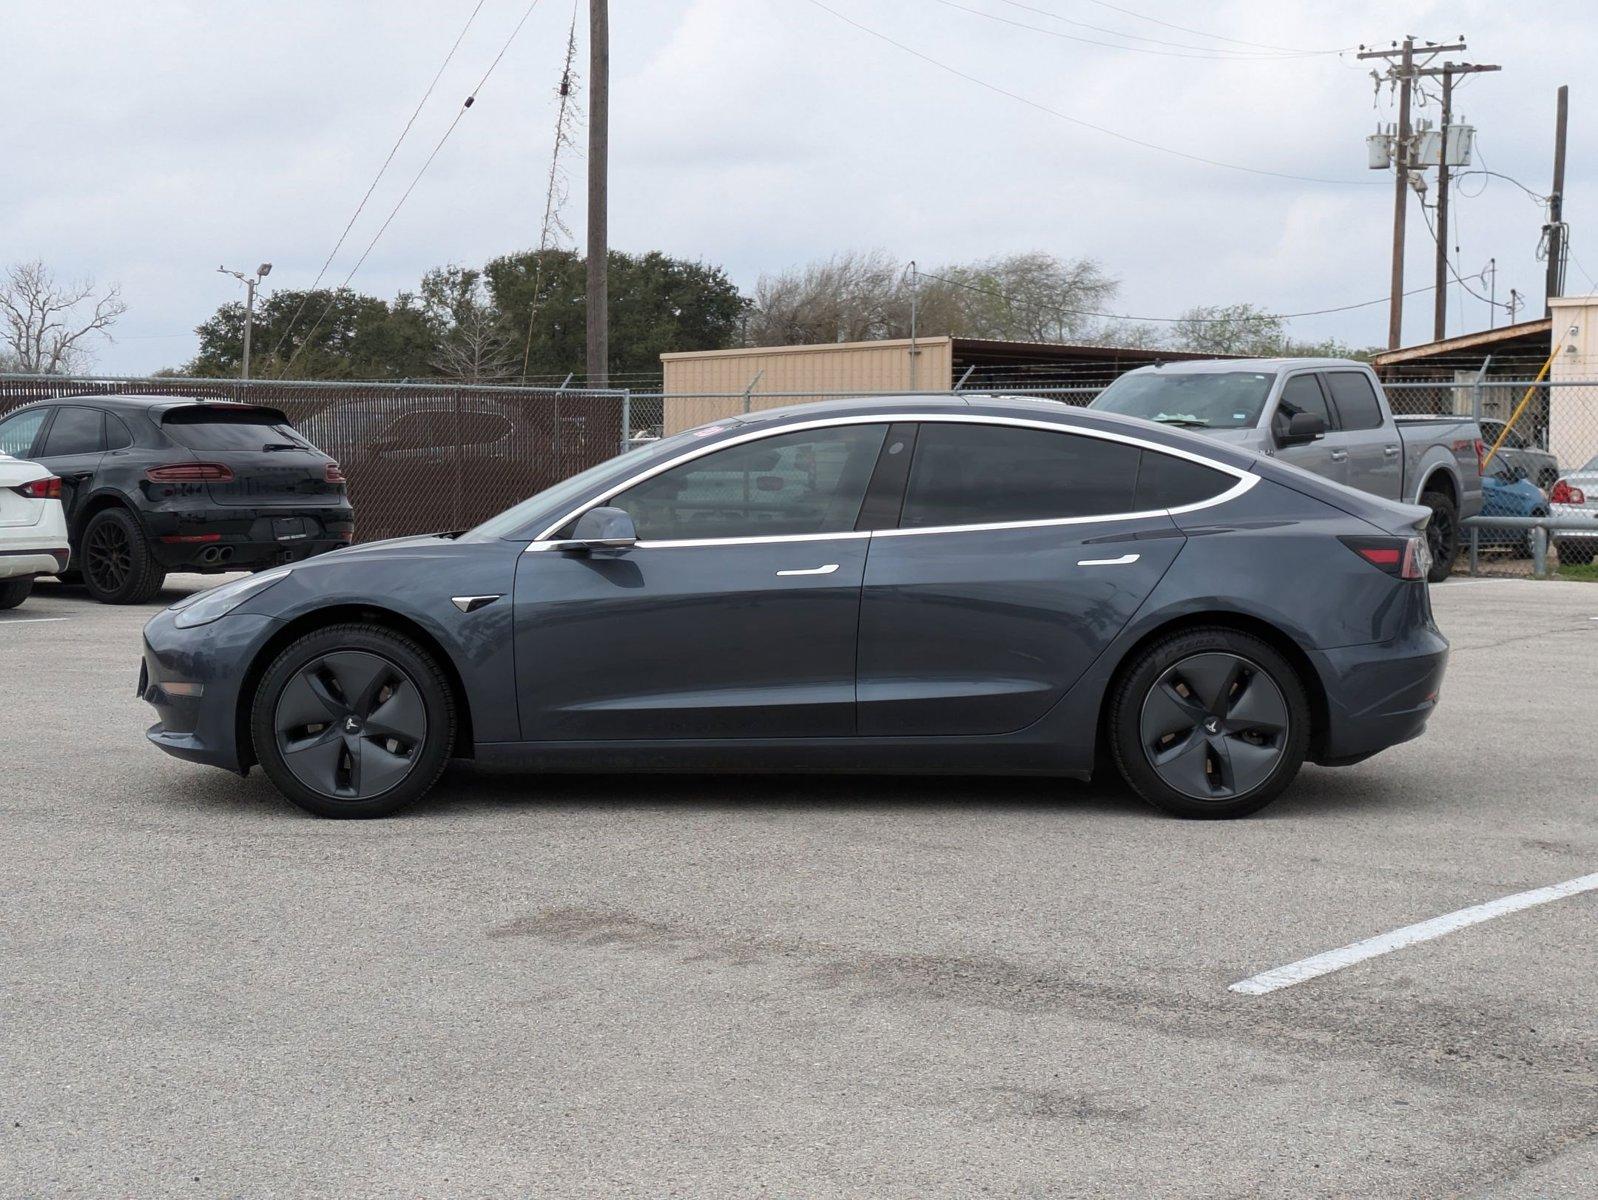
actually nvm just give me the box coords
[555,506,637,551]
[1276,411,1327,446]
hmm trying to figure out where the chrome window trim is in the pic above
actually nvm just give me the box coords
[524,411,1257,551]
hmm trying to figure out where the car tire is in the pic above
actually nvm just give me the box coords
[1420,489,1458,583]
[81,507,167,604]
[1557,539,1595,566]
[0,577,32,610]
[250,623,456,819]
[1107,627,1312,820]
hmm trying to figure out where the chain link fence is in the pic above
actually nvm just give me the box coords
[2,373,1595,578]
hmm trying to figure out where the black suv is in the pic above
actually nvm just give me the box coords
[0,395,354,603]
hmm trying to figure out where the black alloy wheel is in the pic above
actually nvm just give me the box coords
[80,508,167,604]
[1420,489,1458,583]
[252,625,456,818]
[1108,628,1311,819]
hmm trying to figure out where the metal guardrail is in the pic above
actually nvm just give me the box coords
[1461,515,1597,579]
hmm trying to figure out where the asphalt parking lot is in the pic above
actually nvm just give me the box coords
[2,574,1595,1198]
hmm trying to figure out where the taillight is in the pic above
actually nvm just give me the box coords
[1340,535,1430,581]
[1474,439,1487,474]
[12,476,62,500]
[146,463,235,483]
[1550,479,1587,505]
[324,462,347,484]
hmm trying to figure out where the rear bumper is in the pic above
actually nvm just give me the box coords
[0,547,69,579]
[140,503,354,571]
[1550,503,1598,540]
[1311,622,1449,765]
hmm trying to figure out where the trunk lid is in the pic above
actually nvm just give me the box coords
[0,454,51,528]
[159,404,345,508]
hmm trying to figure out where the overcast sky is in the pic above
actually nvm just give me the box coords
[2,0,1589,375]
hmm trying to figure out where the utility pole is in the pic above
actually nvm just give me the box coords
[1359,37,1468,349]
[586,0,609,388]
[1545,84,1569,312]
[218,262,272,380]
[1433,68,1453,341]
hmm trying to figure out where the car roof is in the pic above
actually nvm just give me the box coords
[3,394,282,417]
[728,392,1257,469]
[1117,357,1369,375]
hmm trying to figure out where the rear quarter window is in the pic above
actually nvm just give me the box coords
[1135,450,1236,509]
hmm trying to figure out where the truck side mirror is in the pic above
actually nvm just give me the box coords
[1276,412,1327,447]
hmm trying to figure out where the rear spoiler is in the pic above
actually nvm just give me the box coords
[160,402,294,427]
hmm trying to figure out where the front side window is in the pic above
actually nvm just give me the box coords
[610,424,889,540]
[1276,375,1332,427]
[1324,372,1384,431]
[899,423,1141,529]
[0,407,50,458]
[40,406,105,457]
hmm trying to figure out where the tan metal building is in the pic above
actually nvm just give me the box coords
[658,336,1220,434]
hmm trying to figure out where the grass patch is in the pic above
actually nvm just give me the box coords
[1556,561,1598,582]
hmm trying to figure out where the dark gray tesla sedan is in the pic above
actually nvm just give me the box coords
[140,395,1447,820]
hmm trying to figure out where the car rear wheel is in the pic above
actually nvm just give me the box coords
[0,578,31,610]
[1556,539,1596,566]
[250,624,456,818]
[1420,489,1458,583]
[81,507,167,604]
[1107,628,1311,819]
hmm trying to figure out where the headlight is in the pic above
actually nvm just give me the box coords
[172,567,293,628]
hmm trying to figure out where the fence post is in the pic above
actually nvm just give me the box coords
[620,388,631,453]
[1532,526,1548,579]
[451,388,463,530]
[1468,527,1479,576]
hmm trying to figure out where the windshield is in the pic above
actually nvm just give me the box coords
[466,424,726,540]
[1091,371,1276,429]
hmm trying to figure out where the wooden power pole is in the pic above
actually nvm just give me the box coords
[1359,37,1468,349]
[586,0,609,387]
[1545,84,1569,313]
[1423,59,1500,339]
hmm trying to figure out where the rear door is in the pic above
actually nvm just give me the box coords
[1269,373,1349,486]
[33,405,108,527]
[1324,370,1402,499]
[856,420,1214,737]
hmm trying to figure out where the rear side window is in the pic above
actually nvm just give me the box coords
[1324,372,1384,431]
[40,406,106,456]
[1134,451,1235,509]
[162,407,311,451]
[0,408,50,457]
[1277,375,1332,427]
[105,413,135,451]
[899,424,1140,528]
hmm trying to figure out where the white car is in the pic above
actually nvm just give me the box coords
[0,453,70,609]
[1551,454,1598,565]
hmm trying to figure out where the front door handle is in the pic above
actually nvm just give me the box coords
[1383,445,1401,456]
[1329,450,1349,462]
[1077,553,1140,567]
[776,563,839,577]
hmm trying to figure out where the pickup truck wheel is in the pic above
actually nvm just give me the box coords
[1420,490,1458,582]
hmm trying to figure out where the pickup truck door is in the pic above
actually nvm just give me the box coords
[1270,373,1348,486]
[1324,370,1403,500]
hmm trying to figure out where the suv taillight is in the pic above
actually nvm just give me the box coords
[1474,438,1487,474]
[325,462,347,484]
[1551,479,1587,505]
[11,476,62,500]
[1340,535,1430,581]
[146,463,235,483]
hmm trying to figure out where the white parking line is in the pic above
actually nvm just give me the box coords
[1230,871,1598,996]
[0,617,69,626]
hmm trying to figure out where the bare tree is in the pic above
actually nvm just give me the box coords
[0,261,127,373]
[1167,303,1287,356]
[746,250,905,345]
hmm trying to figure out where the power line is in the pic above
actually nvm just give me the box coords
[937,0,1332,61]
[992,0,1337,56]
[264,0,488,368]
[803,0,1379,186]
[1070,0,1332,55]
[1417,202,1510,313]
[279,0,548,377]
[915,266,1451,327]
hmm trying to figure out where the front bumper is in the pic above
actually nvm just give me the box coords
[140,609,278,773]
[1311,620,1449,765]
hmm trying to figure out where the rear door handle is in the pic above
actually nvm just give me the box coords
[776,563,839,577]
[1329,450,1349,462]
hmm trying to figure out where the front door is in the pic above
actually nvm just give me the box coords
[856,421,1195,736]
[1270,373,1349,486]
[513,422,890,740]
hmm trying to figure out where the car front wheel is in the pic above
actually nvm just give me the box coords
[1107,628,1312,819]
[250,624,457,818]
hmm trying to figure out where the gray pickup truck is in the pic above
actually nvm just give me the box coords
[1089,357,1483,580]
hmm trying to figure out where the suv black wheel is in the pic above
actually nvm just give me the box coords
[0,578,32,610]
[250,624,456,818]
[1420,489,1458,583]
[81,507,167,604]
[1107,628,1311,819]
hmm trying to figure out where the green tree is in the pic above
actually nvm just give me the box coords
[188,288,435,379]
